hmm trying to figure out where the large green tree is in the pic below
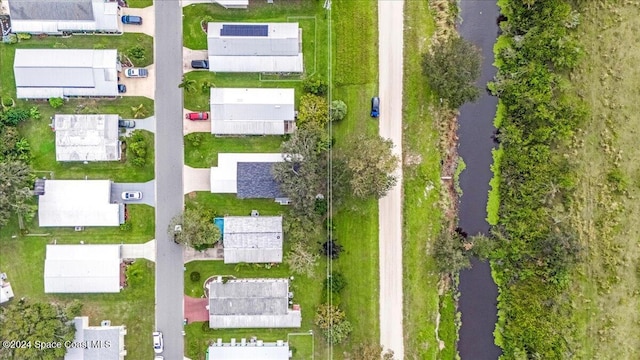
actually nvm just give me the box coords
[339,134,399,199]
[0,299,82,360]
[422,36,482,109]
[314,304,352,345]
[0,160,34,227]
[296,94,329,129]
[168,208,221,249]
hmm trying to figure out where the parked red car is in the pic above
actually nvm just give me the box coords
[185,112,209,120]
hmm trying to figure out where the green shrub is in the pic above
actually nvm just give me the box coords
[127,46,146,62]
[190,271,201,282]
[303,76,328,96]
[48,98,64,109]
[16,33,31,40]
[120,222,133,231]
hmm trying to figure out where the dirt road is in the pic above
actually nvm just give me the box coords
[378,0,405,358]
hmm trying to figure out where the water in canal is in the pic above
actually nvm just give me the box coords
[456,1,502,359]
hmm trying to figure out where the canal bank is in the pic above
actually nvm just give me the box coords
[456,1,502,359]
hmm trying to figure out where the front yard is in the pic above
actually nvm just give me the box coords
[184,134,283,168]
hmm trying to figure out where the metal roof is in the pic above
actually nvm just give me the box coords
[210,153,285,194]
[208,278,301,328]
[237,162,284,199]
[223,216,283,264]
[65,317,127,360]
[8,0,94,21]
[208,22,300,59]
[38,180,121,227]
[14,49,118,98]
[54,114,121,162]
[208,54,303,73]
[44,245,121,293]
[207,341,289,360]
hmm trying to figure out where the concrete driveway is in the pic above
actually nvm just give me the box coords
[122,240,156,262]
[183,166,211,194]
[120,6,155,37]
[123,116,155,134]
[183,108,211,134]
[120,64,155,99]
[183,48,208,73]
[111,180,156,207]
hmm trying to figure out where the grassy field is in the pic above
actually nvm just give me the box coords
[566,2,640,358]
[0,33,154,99]
[0,236,156,359]
[400,1,451,359]
[184,134,284,168]
[185,192,286,217]
[328,0,380,355]
[182,260,321,360]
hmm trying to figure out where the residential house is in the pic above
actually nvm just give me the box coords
[219,216,283,264]
[207,278,301,328]
[65,316,127,360]
[54,114,121,162]
[14,49,119,99]
[207,338,290,360]
[8,0,119,34]
[36,179,123,227]
[44,244,121,293]
[210,88,295,135]
[207,22,303,73]
[209,153,289,203]
[0,273,14,304]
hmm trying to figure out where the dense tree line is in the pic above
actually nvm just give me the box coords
[488,0,584,358]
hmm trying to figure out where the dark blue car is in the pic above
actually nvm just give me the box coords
[371,96,380,118]
[121,15,143,25]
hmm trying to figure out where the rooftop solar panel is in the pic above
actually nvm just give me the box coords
[220,24,269,37]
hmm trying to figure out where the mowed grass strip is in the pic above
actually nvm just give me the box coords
[183,260,321,360]
[185,192,286,217]
[401,1,446,358]
[0,237,156,359]
[184,133,284,168]
[329,0,380,354]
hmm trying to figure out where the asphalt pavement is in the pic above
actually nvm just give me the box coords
[378,0,405,358]
[154,0,186,359]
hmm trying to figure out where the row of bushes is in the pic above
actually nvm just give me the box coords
[489,0,585,358]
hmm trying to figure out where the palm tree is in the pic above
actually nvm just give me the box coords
[179,76,197,93]
[131,104,148,119]
[200,80,214,93]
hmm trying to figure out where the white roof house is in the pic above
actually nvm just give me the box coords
[207,339,290,360]
[8,0,119,34]
[65,317,127,360]
[44,245,121,293]
[207,22,303,73]
[14,49,119,99]
[208,278,301,328]
[210,153,285,195]
[222,216,283,264]
[0,274,15,304]
[210,88,295,135]
[54,114,121,162]
[37,180,122,227]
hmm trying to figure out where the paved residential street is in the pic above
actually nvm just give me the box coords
[378,0,405,358]
[154,0,186,359]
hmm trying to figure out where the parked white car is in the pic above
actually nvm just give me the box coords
[152,331,163,354]
[124,68,148,78]
[121,191,142,200]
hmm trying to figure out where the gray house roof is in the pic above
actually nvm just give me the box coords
[223,216,283,264]
[207,340,289,360]
[14,49,118,98]
[54,114,121,162]
[9,0,94,21]
[65,316,127,360]
[208,278,301,328]
[208,22,300,56]
[237,162,284,199]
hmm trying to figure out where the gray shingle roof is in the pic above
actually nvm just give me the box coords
[236,162,283,199]
[9,0,94,21]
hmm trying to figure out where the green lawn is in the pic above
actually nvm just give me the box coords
[185,193,286,217]
[184,134,284,168]
[15,98,155,183]
[183,260,321,360]
[401,1,449,359]
[0,33,154,99]
[0,237,156,360]
[126,0,153,8]
[329,0,380,355]
[181,1,328,111]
